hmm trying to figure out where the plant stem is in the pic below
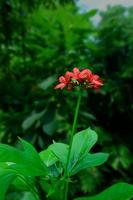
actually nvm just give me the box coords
[64,90,82,200]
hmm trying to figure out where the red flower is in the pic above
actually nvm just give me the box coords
[88,74,103,90]
[80,69,92,79]
[54,67,103,91]
[54,72,71,89]
[69,68,92,82]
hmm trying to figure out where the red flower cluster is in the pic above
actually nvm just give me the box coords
[54,67,103,91]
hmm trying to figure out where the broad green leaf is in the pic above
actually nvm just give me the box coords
[39,149,58,167]
[68,128,98,172]
[0,139,48,176]
[49,143,69,167]
[0,171,16,200]
[40,145,65,177]
[75,182,133,200]
[11,139,48,176]
[71,153,109,175]
[0,144,22,163]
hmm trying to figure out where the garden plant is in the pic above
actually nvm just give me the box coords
[0,1,133,199]
[0,67,133,200]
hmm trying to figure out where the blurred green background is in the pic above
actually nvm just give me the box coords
[0,0,133,199]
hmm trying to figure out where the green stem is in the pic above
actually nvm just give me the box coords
[64,90,82,200]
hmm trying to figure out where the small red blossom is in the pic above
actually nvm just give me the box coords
[54,72,71,89]
[88,74,103,90]
[68,68,92,82]
[80,69,92,79]
[54,67,103,91]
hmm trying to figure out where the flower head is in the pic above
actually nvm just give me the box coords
[54,67,103,91]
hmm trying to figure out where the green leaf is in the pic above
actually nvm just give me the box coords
[39,149,58,167]
[0,162,10,172]
[71,153,109,175]
[40,144,66,177]
[12,139,48,176]
[0,144,22,163]
[75,182,133,200]
[0,171,16,200]
[0,139,48,176]
[68,128,98,172]
[49,143,69,167]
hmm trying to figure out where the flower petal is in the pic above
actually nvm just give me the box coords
[64,72,71,82]
[54,83,66,89]
[59,76,66,83]
[80,69,92,79]
[73,67,80,75]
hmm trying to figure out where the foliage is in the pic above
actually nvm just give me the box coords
[0,0,133,199]
[0,1,96,146]
[91,5,133,144]
[0,128,108,200]
[75,182,133,200]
